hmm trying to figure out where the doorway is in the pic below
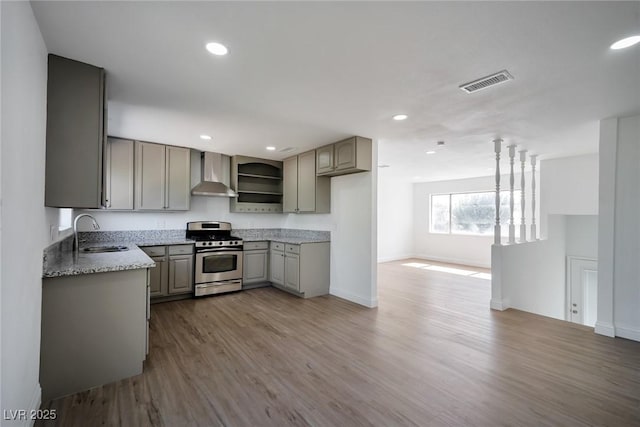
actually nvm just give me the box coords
[567,257,598,327]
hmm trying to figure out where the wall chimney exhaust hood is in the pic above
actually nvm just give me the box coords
[191,152,238,197]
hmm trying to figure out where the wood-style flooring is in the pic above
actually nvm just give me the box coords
[38,259,640,426]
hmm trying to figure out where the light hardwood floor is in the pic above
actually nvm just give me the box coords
[39,259,640,426]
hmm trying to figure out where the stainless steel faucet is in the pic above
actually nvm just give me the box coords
[73,214,100,252]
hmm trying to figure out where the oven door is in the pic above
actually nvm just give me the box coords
[195,249,243,284]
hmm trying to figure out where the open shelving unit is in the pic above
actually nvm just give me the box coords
[230,156,283,213]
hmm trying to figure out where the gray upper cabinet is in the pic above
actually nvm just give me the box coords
[104,138,134,210]
[45,55,106,208]
[135,141,190,211]
[282,156,298,213]
[283,150,330,213]
[166,146,191,210]
[135,141,166,210]
[316,136,372,177]
[316,145,334,175]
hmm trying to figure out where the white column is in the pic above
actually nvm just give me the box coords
[508,145,516,244]
[530,154,537,240]
[519,150,528,243]
[494,139,502,245]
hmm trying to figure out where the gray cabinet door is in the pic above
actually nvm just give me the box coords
[334,138,357,171]
[282,156,298,213]
[149,257,168,297]
[168,255,194,295]
[297,150,316,212]
[243,250,268,284]
[166,146,191,211]
[135,141,166,210]
[269,250,285,285]
[45,55,105,208]
[316,145,334,175]
[284,254,300,291]
[104,138,134,210]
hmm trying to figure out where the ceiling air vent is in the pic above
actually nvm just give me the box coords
[459,70,514,94]
[279,147,295,153]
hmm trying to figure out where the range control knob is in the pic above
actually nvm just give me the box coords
[218,242,223,245]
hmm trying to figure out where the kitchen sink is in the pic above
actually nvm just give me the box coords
[81,245,129,253]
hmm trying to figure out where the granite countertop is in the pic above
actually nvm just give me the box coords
[234,228,330,244]
[43,230,196,278]
[243,236,330,244]
[42,228,329,278]
[43,243,156,278]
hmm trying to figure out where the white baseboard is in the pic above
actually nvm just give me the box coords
[330,288,378,308]
[377,254,413,263]
[615,324,640,342]
[594,321,615,338]
[413,253,491,269]
[490,298,510,311]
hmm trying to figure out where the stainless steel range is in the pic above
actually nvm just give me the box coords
[186,221,243,297]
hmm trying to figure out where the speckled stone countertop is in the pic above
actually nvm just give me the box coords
[43,243,155,278]
[234,228,330,244]
[42,229,329,278]
[43,230,195,278]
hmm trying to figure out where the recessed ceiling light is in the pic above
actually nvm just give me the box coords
[200,134,212,140]
[426,151,436,155]
[266,146,276,151]
[392,114,408,121]
[205,42,229,56]
[610,35,640,50]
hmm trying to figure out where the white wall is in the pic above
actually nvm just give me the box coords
[377,175,413,262]
[598,114,640,341]
[79,196,332,231]
[329,171,378,307]
[565,215,598,259]
[1,2,66,422]
[539,154,599,236]
[491,215,567,319]
[413,173,537,268]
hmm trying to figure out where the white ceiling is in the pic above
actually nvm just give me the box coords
[31,1,640,182]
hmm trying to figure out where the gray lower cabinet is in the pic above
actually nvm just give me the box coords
[284,252,300,291]
[41,268,147,402]
[135,141,191,211]
[104,137,134,210]
[243,241,269,288]
[168,255,194,294]
[45,54,106,208]
[142,245,194,299]
[269,243,285,286]
[149,256,167,297]
[270,241,330,298]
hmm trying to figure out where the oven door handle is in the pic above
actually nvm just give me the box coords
[196,248,243,254]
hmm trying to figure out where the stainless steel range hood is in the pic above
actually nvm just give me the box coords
[191,152,238,197]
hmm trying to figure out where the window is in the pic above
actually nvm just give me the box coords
[430,191,522,236]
